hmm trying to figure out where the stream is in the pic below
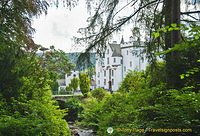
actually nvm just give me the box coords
[68,122,96,136]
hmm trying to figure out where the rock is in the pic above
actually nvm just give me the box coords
[68,122,96,136]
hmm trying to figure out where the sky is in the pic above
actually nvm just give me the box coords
[32,0,200,53]
[32,0,89,53]
[32,0,136,53]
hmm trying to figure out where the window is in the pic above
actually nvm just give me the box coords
[112,70,114,77]
[130,61,132,67]
[104,79,106,85]
[112,79,114,85]
[127,50,128,55]
[107,58,109,64]
[121,59,123,64]
[98,72,100,78]
[107,49,109,54]
[104,70,106,77]
[124,66,126,72]
[98,80,100,85]
[113,58,116,63]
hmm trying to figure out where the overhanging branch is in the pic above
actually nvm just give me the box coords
[181,11,200,15]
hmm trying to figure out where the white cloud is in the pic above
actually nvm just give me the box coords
[32,1,88,52]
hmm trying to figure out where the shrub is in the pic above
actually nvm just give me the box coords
[91,88,106,101]
[81,82,200,135]
[71,77,79,93]
[63,98,83,122]
[58,88,65,95]
[118,70,145,94]
[65,83,72,92]
[0,55,71,136]
[79,73,90,97]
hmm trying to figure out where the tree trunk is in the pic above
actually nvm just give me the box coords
[165,0,182,89]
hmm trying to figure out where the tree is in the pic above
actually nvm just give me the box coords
[38,45,75,79]
[0,0,49,51]
[0,0,79,135]
[81,66,96,79]
[164,0,183,89]
[71,77,79,94]
[0,51,71,135]
[79,73,90,97]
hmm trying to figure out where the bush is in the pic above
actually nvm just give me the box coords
[0,55,71,136]
[64,98,83,122]
[65,83,72,92]
[118,70,145,94]
[91,88,106,101]
[79,73,90,97]
[81,83,200,135]
[80,66,200,135]
[71,77,79,93]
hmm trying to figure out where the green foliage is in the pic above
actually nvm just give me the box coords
[0,1,79,135]
[81,68,200,135]
[79,73,90,97]
[58,89,68,95]
[65,98,82,110]
[62,98,83,122]
[38,45,75,79]
[0,100,70,136]
[0,0,48,50]
[71,77,79,93]
[91,88,106,101]
[65,83,72,92]
[0,52,71,135]
[0,45,24,101]
[81,66,96,79]
[48,71,59,91]
[81,84,200,135]
[154,24,200,91]
[118,70,145,94]
[145,61,166,87]
[134,89,200,136]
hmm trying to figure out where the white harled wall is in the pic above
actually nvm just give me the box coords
[95,40,148,91]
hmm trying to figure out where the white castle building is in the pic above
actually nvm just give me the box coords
[95,37,148,91]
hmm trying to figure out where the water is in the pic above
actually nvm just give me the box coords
[78,129,96,136]
[68,122,96,136]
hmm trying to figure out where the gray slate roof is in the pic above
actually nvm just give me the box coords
[109,43,122,57]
